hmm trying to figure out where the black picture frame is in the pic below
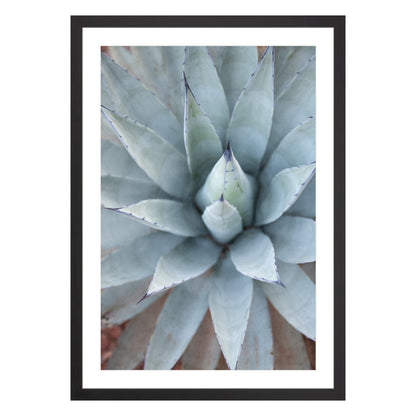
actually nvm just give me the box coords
[71,15,345,401]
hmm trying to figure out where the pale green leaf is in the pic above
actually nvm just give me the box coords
[101,53,184,153]
[265,55,315,157]
[230,228,280,284]
[129,46,185,122]
[106,46,140,78]
[184,47,230,141]
[102,277,149,318]
[286,176,316,219]
[218,46,259,112]
[262,261,315,340]
[101,277,164,326]
[264,215,316,264]
[225,47,274,175]
[255,163,316,226]
[101,75,116,110]
[207,46,224,69]
[101,232,184,288]
[101,112,122,146]
[145,238,221,296]
[101,175,167,208]
[101,139,148,181]
[237,283,273,370]
[260,117,315,186]
[182,312,221,370]
[184,82,223,186]
[106,296,166,370]
[209,255,253,369]
[274,46,316,99]
[101,108,191,198]
[145,277,210,369]
[195,145,257,226]
[114,199,206,237]
[101,207,151,250]
[201,198,243,244]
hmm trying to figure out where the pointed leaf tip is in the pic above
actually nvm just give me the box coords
[116,199,206,237]
[223,144,232,162]
[195,149,257,226]
[145,237,221,296]
[183,71,190,89]
[263,261,315,340]
[202,199,243,244]
[230,228,280,284]
[225,45,274,175]
[184,81,223,185]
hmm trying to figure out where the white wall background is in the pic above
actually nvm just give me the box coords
[1,0,415,414]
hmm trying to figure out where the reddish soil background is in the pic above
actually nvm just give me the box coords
[101,314,316,370]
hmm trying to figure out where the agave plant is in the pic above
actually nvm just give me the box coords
[101,45,316,370]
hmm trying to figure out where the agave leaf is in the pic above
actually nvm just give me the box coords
[106,296,166,370]
[114,199,206,237]
[145,277,210,369]
[101,277,165,327]
[145,238,221,296]
[207,46,224,69]
[101,232,184,288]
[195,145,257,226]
[182,311,221,370]
[218,46,259,112]
[101,53,184,153]
[129,47,185,122]
[265,55,315,157]
[102,277,150,318]
[184,81,223,186]
[184,46,230,141]
[225,47,274,175]
[274,46,316,99]
[260,117,315,186]
[101,112,122,146]
[269,304,312,369]
[101,139,148,181]
[201,198,243,244]
[101,76,117,110]
[262,261,315,340]
[107,46,140,79]
[264,215,316,264]
[101,107,191,199]
[286,176,316,219]
[255,163,316,226]
[128,46,163,80]
[209,255,253,370]
[237,283,273,370]
[230,228,280,284]
[101,207,151,251]
[101,175,167,209]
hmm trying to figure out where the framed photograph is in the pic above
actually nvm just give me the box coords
[71,15,345,400]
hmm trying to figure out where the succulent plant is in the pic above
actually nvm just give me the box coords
[101,45,316,370]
